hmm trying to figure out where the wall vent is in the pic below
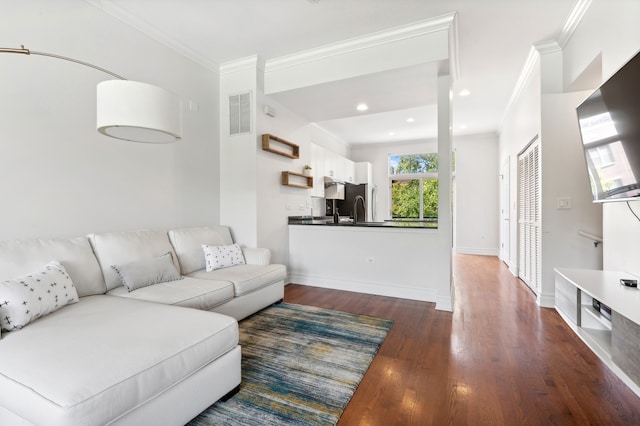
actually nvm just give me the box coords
[229,92,251,135]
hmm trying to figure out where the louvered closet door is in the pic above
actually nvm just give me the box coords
[518,139,541,294]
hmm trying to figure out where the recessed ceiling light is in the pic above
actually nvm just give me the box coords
[458,89,471,97]
[356,103,368,112]
[388,132,395,136]
[459,124,468,129]
[406,117,415,123]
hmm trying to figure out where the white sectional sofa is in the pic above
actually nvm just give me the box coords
[0,225,286,426]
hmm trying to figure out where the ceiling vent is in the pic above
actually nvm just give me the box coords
[229,92,251,135]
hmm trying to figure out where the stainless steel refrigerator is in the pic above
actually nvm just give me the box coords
[328,183,375,221]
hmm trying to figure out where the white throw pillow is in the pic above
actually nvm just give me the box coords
[111,252,182,292]
[202,243,246,271]
[0,261,79,332]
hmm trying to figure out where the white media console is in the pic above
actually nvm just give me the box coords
[555,268,640,396]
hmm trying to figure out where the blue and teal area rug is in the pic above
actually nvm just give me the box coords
[189,303,393,426]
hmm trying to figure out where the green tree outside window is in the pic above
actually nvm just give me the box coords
[389,153,439,221]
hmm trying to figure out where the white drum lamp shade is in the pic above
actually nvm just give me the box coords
[97,80,183,143]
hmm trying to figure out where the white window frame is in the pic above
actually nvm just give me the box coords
[389,172,438,220]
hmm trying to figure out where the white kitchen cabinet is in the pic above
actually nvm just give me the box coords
[309,143,356,184]
[309,143,325,197]
[339,157,355,183]
[355,162,372,185]
[323,149,338,179]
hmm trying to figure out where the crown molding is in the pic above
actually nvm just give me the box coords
[448,12,460,81]
[535,40,562,55]
[219,55,264,76]
[265,13,457,72]
[84,0,220,72]
[556,0,592,48]
[86,1,459,80]
[499,0,592,131]
[500,46,540,129]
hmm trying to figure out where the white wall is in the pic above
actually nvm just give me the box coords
[453,133,500,255]
[499,0,639,306]
[499,62,542,274]
[257,94,316,265]
[539,92,603,299]
[499,52,603,306]
[1,1,220,241]
[309,125,350,158]
[562,0,640,275]
[603,201,640,275]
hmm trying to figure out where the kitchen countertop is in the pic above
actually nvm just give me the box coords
[288,216,437,229]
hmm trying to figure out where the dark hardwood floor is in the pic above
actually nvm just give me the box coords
[284,254,640,425]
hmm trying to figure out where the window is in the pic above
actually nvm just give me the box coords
[389,154,438,222]
[589,144,615,168]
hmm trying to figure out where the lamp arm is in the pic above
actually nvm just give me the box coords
[0,45,125,80]
[2,45,182,143]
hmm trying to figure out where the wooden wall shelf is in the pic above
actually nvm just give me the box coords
[262,134,299,159]
[282,171,313,189]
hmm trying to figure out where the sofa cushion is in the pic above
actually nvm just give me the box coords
[88,229,179,291]
[203,243,246,271]
[0,261,79,332]
[0,236,106,297]
[187,264,287,297]
[112,252,182,292]
[108,276,234,310]
[0,295,238,426]
[168,226,234,274]
[241,247,272,265]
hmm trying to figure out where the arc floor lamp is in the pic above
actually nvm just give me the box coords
[0,46,182,144]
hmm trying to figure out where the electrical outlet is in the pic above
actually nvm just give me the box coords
[298,204,305,210]
[557,197,571,210]
[286,203,292,210]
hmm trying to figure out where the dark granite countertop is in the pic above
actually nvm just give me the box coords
[288,216,437,229]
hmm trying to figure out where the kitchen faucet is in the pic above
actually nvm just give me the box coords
[353,195,366,224]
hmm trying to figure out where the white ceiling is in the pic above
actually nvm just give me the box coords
[87,0,578,145]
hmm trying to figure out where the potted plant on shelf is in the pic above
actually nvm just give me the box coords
[303,164,312,176]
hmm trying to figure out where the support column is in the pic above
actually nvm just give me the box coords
[219,57,260,247]
[436,73,453,311]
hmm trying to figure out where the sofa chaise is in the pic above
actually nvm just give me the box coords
[0,225,286,426]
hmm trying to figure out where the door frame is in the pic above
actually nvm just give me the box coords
[500,156,510,264]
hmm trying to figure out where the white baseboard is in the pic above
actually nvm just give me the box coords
[287,273,451,309]
[435,294,453,312]
[508,262,518,277]
[454,247,500,256]
[537,291,555,308]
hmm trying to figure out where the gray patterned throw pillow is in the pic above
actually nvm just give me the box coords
[202,243,246,271]
[0,261,79,332]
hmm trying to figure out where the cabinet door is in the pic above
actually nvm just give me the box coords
[310,143,324,197]
[355,162,372,184]
[324,150,338,179]
[342,158,355,183]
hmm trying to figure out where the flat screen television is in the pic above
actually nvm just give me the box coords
[576,50,640,202]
